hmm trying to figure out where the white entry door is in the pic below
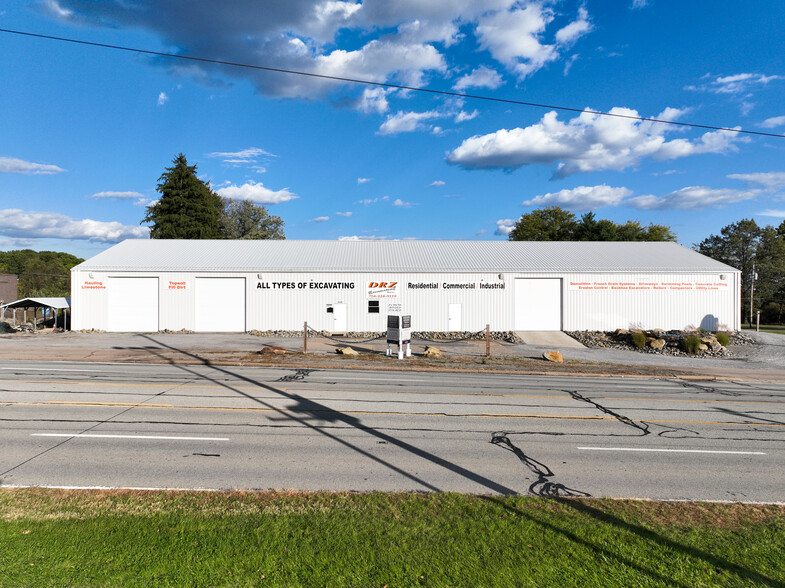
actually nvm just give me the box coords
[108,277,159,332]
[195,277,246,332]
[332,303,347,332]
[515,278,562,330]
[448,303,462,331]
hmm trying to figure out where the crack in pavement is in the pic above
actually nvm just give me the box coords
[276,368,315,383]
[565,390,650,435]
[490,432,590,497]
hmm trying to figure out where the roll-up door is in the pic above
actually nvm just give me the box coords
[195,277,246,332]
[515,278,562,330]
[108,277,159,332]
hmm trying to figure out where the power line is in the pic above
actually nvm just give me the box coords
[2,27,784,140]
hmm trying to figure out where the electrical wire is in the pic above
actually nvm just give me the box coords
[2,27,784,139]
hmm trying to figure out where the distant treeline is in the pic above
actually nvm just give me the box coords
[0,250,83,298]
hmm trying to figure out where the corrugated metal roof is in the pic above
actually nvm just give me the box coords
[72,239,739,273]
[1,297,71,309]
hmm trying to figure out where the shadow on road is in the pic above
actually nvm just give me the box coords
[484,433,783,588]
[139,334,518,495]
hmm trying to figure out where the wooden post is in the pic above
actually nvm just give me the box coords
[303,321,308,354]
[485,324,490,358]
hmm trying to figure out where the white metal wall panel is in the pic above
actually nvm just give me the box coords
[558,272,738,331]
[107,277,158,332]
[195,278,245,332]
[72,269,740,333]
[515,278,562,330]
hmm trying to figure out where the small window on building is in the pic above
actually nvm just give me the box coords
[368,300,380,314]
[326,305,334,314]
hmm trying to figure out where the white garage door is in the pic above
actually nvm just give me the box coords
[195,277,246,332]
[515,278,562,330]
[108,277,159,332]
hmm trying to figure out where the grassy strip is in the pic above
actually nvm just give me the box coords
[743,325,785,335]
[1,489,784,587]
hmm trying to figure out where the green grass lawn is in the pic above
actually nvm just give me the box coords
[1,489,784,587]
[743,324,785,335]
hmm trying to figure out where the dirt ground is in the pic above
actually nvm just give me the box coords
[2,329,785,382]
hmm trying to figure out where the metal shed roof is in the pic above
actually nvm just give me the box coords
[72,239,738,273]
[0,297,71,310]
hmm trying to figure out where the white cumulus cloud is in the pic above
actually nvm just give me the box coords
[335,211,353,216]
[455,109,479,123]
[157,92,169,106]
[309,216,330,222]
[447,107,746,177]
[90,191,146,200]
[429,180,445,187]
[357,177,372,184]
[206,147,275,172]
[727,172,785,191]
[453,66,504,91]
[495,218,516,236]
[476,3,591,80]
[626,186,761,210]
[216,181,297,204]
[338,235,397,241]
[392,198,418,207]
[378,110,441,134]
[687,72,783,95]
[0,209,149,242]
[0,157,66,175]
[523,185,633,211]
[760,115,785,129]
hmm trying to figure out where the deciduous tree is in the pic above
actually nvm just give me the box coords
[219,198,285,240]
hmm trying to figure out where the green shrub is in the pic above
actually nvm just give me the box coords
[716,332,730,346]
[631,331,646,349]
[682,334,702,354]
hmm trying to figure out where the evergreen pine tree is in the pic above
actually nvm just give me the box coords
[142,154,223,239]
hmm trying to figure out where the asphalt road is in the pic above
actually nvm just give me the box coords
[1,360,784,502]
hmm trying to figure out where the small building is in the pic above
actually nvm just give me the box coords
[0,273,18,307]
[70,239,741,333]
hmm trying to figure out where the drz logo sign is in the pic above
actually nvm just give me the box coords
[368,280,399,298]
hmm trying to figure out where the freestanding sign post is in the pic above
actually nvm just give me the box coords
[386,315,411,360]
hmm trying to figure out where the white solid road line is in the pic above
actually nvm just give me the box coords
[32,433,229,441]
[2,367,105,372]
[577,446,766,455]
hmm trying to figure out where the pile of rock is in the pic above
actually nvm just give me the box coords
[412,331,522,343]
[0,321,18,333]
[249,330,304,338]
[567,328,741,358]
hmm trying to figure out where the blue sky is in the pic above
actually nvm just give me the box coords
[1,0,784,260]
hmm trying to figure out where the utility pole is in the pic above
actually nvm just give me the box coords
[750,263,757,326]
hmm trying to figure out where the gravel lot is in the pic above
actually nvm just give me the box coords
[1,329,784,381]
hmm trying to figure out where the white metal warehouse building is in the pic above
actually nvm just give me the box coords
[70,240,741,333]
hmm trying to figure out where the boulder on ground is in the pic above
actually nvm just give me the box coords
[336,346,359,356]
[543,350,564,363]
[423,346,442,359]
[700,337,723,352]
[614,328,628,336]
[649,339,666,350]
[260,346,287,355]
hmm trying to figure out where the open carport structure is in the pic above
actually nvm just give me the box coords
[0,297,71,330]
